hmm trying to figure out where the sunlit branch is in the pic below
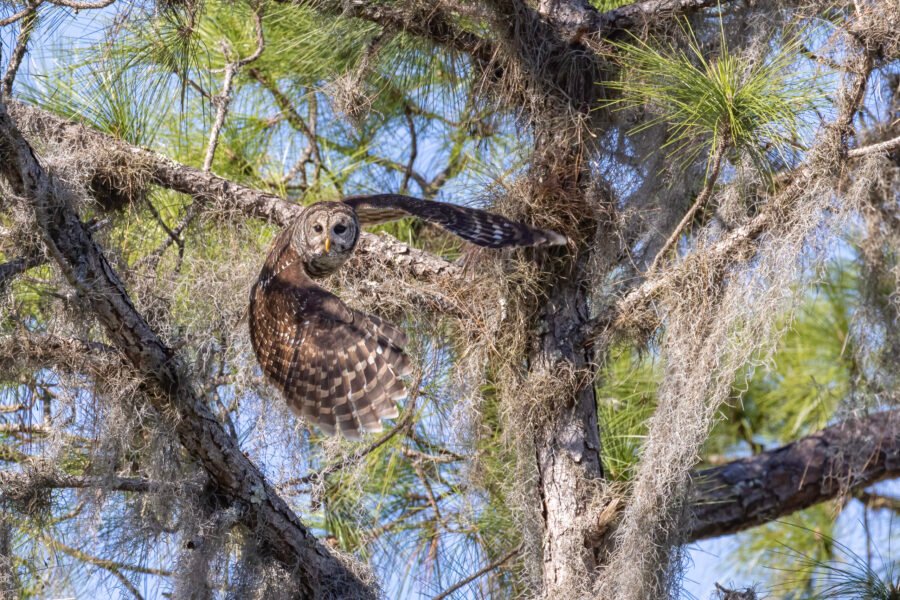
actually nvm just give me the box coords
[8,101,462,290]
[1,5,37,96]
[45,0,115,8]
[857,490,900,513]
[848,134,900,157]
[0,2,41,27]
[202,7,265,172]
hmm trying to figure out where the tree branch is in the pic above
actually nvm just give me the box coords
[0,471,183,495]
[586,49,875,343]
[857,490,900,513]
[0,98,374,598]
[202,7,265,172]
[848,133,900,157]
[284,0,492,63]
[592,0,726,36]
[7,100,460,287]
[648,136,727,273]
[685,409,900,541]
[1,5,37,96]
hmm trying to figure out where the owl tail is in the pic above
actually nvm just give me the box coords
[315,313,412,440]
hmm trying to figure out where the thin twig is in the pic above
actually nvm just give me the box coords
[46,0,115,7]
[202,8,264,172]
[0,424,52,435]
[649,137,728,273]
[2,5,37,96]
[135,200,198,271]
[42,533,171,580]
[848,134,900,157]
[0,2,41,27]
[401,107,417,193]
[857,490,900,513]
[431,542,523,600]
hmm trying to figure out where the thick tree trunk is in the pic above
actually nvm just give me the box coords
[533,284,604,594]
[527,132,609,595]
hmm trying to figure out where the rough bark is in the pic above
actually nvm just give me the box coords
[0,99,374,599]
[686,409,900,541]
[533,277,605,595]
[0,516,16,600]
[526,143,609,595]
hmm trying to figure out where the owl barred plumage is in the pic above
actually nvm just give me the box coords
[249,195,567,439]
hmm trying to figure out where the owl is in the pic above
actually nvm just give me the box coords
[249,194,566,439]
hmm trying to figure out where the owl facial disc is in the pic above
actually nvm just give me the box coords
[295,202,360,277]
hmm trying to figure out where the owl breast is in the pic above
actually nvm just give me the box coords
[305,251,352,278]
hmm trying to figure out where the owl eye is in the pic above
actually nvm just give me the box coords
[333,224,347,235]
[313,223,324,234]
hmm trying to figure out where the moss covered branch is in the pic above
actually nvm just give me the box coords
[0,98,375,599]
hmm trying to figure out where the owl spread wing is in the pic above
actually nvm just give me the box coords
[249,257,411,440]
[342,194,568,248]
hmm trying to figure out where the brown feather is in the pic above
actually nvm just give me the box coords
[249,227,410,439]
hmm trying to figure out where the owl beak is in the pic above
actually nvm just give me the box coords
[324,237,331,253]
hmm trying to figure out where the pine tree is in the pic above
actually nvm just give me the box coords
[1,0,899,598]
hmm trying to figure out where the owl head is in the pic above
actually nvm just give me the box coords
[294,201,360,277]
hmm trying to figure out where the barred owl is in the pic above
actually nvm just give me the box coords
[249,194,566,439]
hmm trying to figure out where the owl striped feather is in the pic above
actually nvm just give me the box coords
[249,235,410,440]
[342,194,567,248]
[250,195,567,440]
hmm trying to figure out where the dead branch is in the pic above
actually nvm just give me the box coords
[0,330,120,374]
[1,5,37,96]
[203,8,265,172]
[0,471,183,495]
[0,2,41,27]
[649,137,728,273]
[46,0,115,7]
[686,409,900,541]
[0,98,375,598]
[849,133,900,157]
[857,490,900,513]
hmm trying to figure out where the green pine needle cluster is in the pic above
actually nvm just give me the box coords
[605,20,826,172]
